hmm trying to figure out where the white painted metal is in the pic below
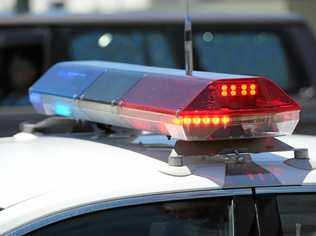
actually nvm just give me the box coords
[0,133,316,234]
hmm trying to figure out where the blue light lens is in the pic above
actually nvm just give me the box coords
[55,104,72,117]
[29,93,42,104]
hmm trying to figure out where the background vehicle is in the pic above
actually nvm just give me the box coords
[0,12,316,136]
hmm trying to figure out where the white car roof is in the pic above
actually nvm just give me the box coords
[1,132,316,233]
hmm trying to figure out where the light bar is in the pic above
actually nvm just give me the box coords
[29,61,300,141]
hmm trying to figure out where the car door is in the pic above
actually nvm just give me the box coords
[10,186,316,235]
[8,189,262,236]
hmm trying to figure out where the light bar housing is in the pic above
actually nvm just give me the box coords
[29,61,300,141]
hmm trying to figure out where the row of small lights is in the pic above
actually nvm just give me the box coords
[173,116,231,126]
[221,84,257,97]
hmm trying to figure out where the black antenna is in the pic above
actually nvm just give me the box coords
[184,0,193,76]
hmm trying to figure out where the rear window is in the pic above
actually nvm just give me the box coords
[194,31,292,90]
[69,30,177,68]
[68,29,294,92]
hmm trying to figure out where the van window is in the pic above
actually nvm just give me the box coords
[69,30,176,68]
[194,31,291,90]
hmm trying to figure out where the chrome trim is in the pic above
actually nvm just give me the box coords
[7,189,251,235]
[255,185,316,194]
[229,199,235,236]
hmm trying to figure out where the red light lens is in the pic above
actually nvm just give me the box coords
[120,76,300,140]
[186,78,299,114]
[219,81,257,97]
[120,75,209,114]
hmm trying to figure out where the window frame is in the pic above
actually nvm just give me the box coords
[9,186,316,235]
[9,188,251,235]
[255,185,316,195]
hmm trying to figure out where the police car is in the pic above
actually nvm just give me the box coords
[1,60,316,236]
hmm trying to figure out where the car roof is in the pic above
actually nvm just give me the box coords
[0,11,305,26]
[0,132,316,207]
[0,132,316,232]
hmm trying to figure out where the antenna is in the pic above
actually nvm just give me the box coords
[184,0,193,76]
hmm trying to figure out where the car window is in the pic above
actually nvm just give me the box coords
[69,30,176,68]
[27,197,240,236]
[0,29,49,107]
[277,194,316,235]
[194,31,292,90]
[0,44,43,107]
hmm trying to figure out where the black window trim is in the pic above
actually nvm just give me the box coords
[8,188,250,235]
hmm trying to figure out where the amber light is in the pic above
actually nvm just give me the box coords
[183,117,192,125]
[173,116,231,126]
[250,83,256,96]
[220,82,257,97]
[221,85,228,97]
